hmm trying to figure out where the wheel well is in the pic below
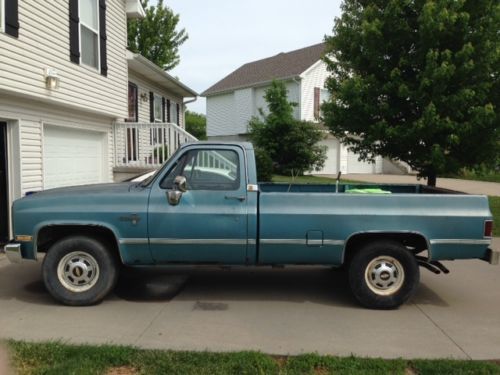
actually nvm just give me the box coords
[343,233,429,265]
[36,225,120,258]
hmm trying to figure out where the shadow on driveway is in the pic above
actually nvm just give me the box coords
[0,261,447,308]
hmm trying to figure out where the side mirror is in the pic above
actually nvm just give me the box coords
[167,176,188,205]
[174,175,187,192]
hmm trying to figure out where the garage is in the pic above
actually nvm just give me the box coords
[43,125,106,189]
[346,150,375,174]
[315,138,339,175]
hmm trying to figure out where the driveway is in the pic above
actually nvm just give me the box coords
[330,174,500,196]
[0,239,499,360]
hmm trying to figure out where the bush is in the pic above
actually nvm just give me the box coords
[153,145,169,163]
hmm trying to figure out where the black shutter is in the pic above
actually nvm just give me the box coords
[176,103,180,125]
[166,99,171,122]
[162,97,166,122]
[5,0,19,38]
[149,92,155,122]
[69,0,80,63]
[98,0,108,76]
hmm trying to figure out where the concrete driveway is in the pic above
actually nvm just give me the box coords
[0,239,499,360]
[335,174,500,196]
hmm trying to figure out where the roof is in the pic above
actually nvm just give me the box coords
[201,42,326,97]
[127,51,198,98]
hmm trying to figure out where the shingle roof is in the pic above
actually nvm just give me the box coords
[201,43,326,97]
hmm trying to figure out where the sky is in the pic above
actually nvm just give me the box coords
[165,0,342,114]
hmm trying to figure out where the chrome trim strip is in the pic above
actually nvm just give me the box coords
[5,243,22,264]
[149,238,247,245]
[247,239,257,245]
[430,239,491,245]
[119,238,149,245]
[261,239,345,246]
[324,240,346,246]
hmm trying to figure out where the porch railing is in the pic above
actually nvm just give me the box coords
[114,122,197,169]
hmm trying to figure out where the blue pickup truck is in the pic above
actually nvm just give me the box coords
[5,142,497,309]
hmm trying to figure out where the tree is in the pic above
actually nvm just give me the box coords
[249,81,327,178]
[127,0,188,70]
[185,111,207,140]
[323,0,499,186]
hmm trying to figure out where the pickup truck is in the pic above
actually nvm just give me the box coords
[5,142,497,309]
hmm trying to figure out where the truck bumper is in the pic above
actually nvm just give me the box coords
[5,243,23,264]
[485,248,499,265]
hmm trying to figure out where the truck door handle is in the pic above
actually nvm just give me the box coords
[225,195,246,202]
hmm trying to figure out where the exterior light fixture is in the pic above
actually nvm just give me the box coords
[140,92,149,102]
[45,68,60,90]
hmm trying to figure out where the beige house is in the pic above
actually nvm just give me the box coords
[0,0,197,241]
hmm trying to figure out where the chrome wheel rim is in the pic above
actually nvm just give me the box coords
[57,251,100,293]
[364,256,405,296]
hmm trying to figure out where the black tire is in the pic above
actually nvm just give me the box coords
[42,236,119,306]
[348,240,419,309]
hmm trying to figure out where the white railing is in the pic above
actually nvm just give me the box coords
[114,122,197,169]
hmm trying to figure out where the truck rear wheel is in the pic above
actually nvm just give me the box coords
[348,240,419,309]
[42,236,119,306]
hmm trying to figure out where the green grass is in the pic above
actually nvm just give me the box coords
[5,341,500,375]
[489,196,500,236]
[444,170,500,184]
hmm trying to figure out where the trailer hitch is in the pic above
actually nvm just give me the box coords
[415,256,450,275]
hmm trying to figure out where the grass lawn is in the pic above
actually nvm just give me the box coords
[489,196,500,236]
[6,341,500,375]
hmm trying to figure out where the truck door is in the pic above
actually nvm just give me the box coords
[147,146,248,264]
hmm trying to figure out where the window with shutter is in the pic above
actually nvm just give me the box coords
[126,82,138,122]
[69,0,107,76]
[3,0,19,38]
[314,87,320,119]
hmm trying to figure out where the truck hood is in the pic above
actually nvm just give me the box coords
[24,182,137,199]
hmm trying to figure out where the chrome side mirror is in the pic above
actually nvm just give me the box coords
[174,176,187,192]
[167,190,183,205]
[167,176,188,205]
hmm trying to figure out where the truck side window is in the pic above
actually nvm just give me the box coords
[160,149,240,191]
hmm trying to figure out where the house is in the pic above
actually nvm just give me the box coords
[202,43,404,177]
[0,0,197,242]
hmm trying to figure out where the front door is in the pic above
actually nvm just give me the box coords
[0,122,9,242]
[148,146,248,264]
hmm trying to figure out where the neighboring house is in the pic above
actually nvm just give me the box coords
[203,43,403,176]
[0,0,197,241]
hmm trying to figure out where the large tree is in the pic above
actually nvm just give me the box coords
[323,0,499,185]
[249,81,327,179]
[127,0,188,70]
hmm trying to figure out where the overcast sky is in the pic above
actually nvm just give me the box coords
[166,0,342,114]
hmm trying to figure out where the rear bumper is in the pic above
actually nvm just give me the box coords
[485,248,499,265]
[5,243,22,264]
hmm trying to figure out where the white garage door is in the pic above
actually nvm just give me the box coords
[347,150,375,174]
[44,125,106,189]
[315,138,339,175]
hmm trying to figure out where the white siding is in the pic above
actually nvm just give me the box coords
[206,93,234,137]
[254,81,300,120]
[0,0,128,119]
[234,88,254,134]
[0,95,114,197]
[128,71,185,127]
[300,61,329,121]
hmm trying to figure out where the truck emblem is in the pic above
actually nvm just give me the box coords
[119,214,141,225]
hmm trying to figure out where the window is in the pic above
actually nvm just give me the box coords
[314,87,330,119]
[154,94,163,122]
[127,83,138,122]
[161,149,240,191]
[80,0,99,69]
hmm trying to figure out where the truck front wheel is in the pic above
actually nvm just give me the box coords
[348,240,419,309]
[42,236,119,306]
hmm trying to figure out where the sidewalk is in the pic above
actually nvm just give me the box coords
[327,174,500,196]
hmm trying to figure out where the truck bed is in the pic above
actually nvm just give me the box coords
[259,183,461,194]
